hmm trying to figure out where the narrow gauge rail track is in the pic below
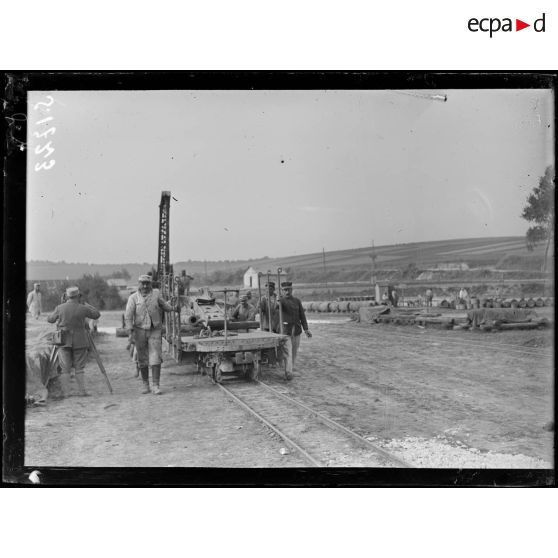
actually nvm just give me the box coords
[362,327,554,359]
[217,380,413,468]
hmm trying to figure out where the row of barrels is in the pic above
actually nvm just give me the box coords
[439,297,554,309]
[303,300,376,313]
[304,297,554,313]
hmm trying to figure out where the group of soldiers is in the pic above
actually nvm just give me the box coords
[36,273,312,399]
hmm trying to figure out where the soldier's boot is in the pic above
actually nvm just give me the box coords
[140,366,150,394]
[151,365,162,395]
[58,372,72,398]
[75,371,90,397]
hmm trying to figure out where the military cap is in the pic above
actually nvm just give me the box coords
[66,286,80,298]
[138,274,152,283]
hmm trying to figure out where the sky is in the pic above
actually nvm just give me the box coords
[27,88,554,264]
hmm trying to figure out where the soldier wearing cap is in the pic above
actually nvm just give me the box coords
[279,281,312,380]
[232,294,256,328]
[257,281,280,333]
[27,283,43,319]
[176,269,194,296]
[47,286,101,397]
[125,274,178,395]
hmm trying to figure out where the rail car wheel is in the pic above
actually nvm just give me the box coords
[213,364,222,384]
[247,359,260,382]
[252,360,262,382]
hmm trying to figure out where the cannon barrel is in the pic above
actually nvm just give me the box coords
[206,319,261,330]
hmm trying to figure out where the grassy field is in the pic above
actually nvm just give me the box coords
[28,235,548,282]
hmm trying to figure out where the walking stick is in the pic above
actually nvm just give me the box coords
[277,267,284,335]
[257,272,263,330]
[86,330,113,394]
[266,271,273,332]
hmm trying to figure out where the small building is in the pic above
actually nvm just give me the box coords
[434,262,470,271]
[107,278,128,290]
[107,278,130,301]
[243,267,287,288]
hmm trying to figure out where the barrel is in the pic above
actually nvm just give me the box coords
[535,298,544,307]
[329,301,340,312]
[440,299,449,308]
[318,302,330,313]
[501,299,511,308]
[349,301,361,312]
[518,298,527,308]
[492,300,502,308]
[510,299,519,308]
[526,298,536,308]
[338,301,350,313]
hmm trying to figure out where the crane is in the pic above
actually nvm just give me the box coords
[156,190,172,292]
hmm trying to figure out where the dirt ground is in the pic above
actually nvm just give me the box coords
[24,310,554,468]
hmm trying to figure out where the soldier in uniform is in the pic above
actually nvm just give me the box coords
[232,295,256,322]
[27,283,43,319]
[47,286,101,397]
[278,281,312,380]
[176,269,194,296]
[125,274,178,395]
[231,295,256,332]
[257,281,280,332]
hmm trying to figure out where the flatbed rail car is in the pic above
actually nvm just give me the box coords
[176,330,287,383]
[162,288,287,382]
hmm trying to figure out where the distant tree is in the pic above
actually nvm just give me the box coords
[521,165,555,272]
[77,274,123,310]
[109,267,131,280]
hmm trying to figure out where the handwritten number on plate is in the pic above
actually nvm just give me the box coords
[33,95,54,110]
[35,141,55,158]
[35,160,56,171]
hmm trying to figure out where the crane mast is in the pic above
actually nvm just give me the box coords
[157,191,172,292]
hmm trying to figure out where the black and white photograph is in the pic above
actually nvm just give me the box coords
[4,72,555,483]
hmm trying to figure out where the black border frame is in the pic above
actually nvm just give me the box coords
[3,71,556,486]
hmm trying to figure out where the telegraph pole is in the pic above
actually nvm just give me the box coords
[370,240,377,296]
[322,248,328,293]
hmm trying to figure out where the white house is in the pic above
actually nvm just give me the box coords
[243,267,287,289]
[107,278,131,301]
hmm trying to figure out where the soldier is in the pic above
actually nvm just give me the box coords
[425,288,433,308]
[47,286,101,397]
[176,269,194,296]
[278,281,312,380]
[232,295,256,332]
[257,281,280,332]
[27,283,43,319]
[125,274,178,395]
[232,295,256,322]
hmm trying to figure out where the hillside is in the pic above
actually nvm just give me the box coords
[27,236,548,281]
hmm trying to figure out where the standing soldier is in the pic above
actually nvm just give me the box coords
[125,274,178,395]
[257,281,280,332]
[425,288,433,308]
[176,270,194,296]
[278,281,312,381]
[47,286,101,397]
[27,283,43,319]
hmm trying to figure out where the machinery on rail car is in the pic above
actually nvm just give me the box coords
[154,191,287,383]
